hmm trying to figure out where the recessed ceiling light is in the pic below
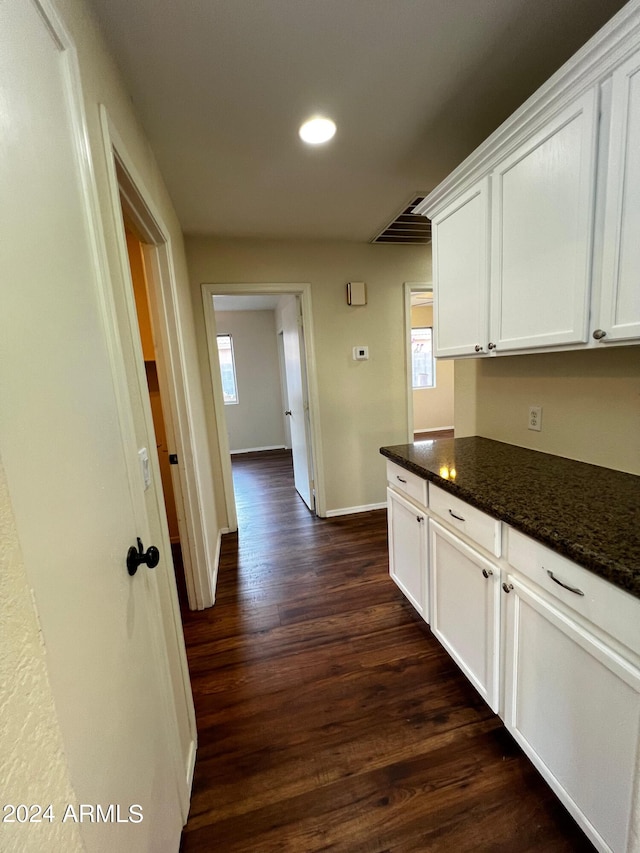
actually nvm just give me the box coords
[299,116,336,145]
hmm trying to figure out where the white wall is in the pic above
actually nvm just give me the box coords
[187,238,431,514]
[411,303,454,431]
[216,310,287,452]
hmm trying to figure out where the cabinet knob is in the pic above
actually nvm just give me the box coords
[592,329,607,341]
[474,344,484,353]
[482,568,493,579]
[416,515,424,523]
[502,582,514,594]
[488,342,497,350]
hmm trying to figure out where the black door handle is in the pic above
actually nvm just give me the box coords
[127,537,160,576]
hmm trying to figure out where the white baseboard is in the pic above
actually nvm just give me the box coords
[230,444,287,455]
[414,425,454,434]
[209,528,222,606]
[325,502,387,518]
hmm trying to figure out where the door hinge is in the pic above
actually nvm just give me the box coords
[169,454,179,465]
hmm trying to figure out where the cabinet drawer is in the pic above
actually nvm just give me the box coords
[507,527,640,657]
[428,484,501,556]
[386,460,427,507]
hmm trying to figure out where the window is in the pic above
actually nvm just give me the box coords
[216,334,238,404]
[411,326,435,389]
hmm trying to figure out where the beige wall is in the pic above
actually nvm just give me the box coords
[187,238,431,512]
[455,347,640,475]
[411,303,454,431]
[216,310,287,452]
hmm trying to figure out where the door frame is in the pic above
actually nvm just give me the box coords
[404,281,433,443]
[99,107,217,612]
[97,109,207,808]
[201,282,326,525]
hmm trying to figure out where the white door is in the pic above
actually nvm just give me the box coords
[490,90,598,351]
[598,47,640,343]
[387,488,428,620]
[280,297,315,511]
[429,520,500,711]
[0,2,184,850]
[277,330,292,448]
[431,177,491,357]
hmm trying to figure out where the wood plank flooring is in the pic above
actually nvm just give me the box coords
[414,429,455,441]
[179,450,594,852]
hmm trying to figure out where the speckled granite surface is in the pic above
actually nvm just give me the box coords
[380,437,640,599]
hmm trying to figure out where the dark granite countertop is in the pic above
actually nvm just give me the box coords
[380,437,640,599]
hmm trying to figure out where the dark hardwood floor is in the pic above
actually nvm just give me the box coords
[179,450,594,852]
[414,429,455,442]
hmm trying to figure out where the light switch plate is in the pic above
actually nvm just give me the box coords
[138,447,151,490]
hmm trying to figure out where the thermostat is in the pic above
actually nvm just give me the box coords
[353,346,369,361]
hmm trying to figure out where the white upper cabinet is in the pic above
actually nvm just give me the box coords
[597,47,640,343]
[490,91,598,352]
[419,1,640,357]
[432,178,490,357]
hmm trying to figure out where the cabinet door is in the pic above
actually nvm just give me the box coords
[429,520,500,711]
[490,90,598,351]
[598,49,640,343]
[503,575,640,853]
[431,178,490,357]
[387,487,428,621]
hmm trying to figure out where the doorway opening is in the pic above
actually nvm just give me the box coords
[404,282,455,442]
[202,284,324,531]
[122,223,188,605]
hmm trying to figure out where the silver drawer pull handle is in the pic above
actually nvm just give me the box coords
[448,509,465,522]
[546,570,585,596]
[396,476,407,484]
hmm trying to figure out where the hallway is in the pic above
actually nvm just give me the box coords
[179,450,593,852]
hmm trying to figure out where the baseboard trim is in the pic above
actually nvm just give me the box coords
[325,502,387,518]
[414,425,454,434]
[230,444,287,455]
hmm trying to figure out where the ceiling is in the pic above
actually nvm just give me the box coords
[87,0,629,242]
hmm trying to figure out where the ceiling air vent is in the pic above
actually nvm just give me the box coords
[372,195,431,245]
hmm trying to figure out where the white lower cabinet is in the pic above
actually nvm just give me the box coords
[386,486,428,621]
[429,519,500,712]
[384,467,640,851]
[502,573,640,853]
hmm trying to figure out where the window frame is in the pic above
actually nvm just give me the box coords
[411,325,435,390]
[216,333,239,405]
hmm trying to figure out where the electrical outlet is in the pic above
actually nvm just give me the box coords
[528,405,542,432]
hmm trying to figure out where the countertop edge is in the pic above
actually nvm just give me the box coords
[380,445,638,600]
